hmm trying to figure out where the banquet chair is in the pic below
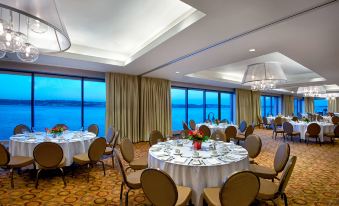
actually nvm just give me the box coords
[316,115,323,122]
[263,117,270,129]
[325,125,339,144]
[0,143,35,188]
[33,142,66,188]
[104,128,119,167]
[225,125,237,142]
[53,123,68,129]
[305,123,321,146]
[257,115,264,129]
[73,137,106,182]
[141,169,192,206]
[182,121,190,130]
[210,130,226,141]
[203,171,260,206]
[332,116,339,124]
[199,125,211,138]
[13,124,31,135]
[120,137,148,171]
[238,120,247,134]
[220,119,229,124]
[283,122,300,142]
[256,156,297,206]
[87,124,99,136]
[250,143,290,181]
[189,119,196,130]
[244,134,262,164]
[297,113,303,120]
[272,118,285,140]
[234,125,254,145]
[149,130,163,146]
[113,149,143,206]
[292,116,299,122]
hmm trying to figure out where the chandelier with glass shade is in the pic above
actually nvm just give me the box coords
[0,0,70,62]
[297,86,326,97]
[242,62,287,91]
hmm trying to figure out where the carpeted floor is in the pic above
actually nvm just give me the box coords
[0,129,338,206]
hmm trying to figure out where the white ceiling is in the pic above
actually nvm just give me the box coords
[1,0,339,94]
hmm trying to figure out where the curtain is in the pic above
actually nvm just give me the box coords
[236,89,258,125]
[336,97,339,113]
[283,95,294,116]
[328,98,337,113]
[304,97,314,113]
[105,73,140,142]
[140,77,172,141]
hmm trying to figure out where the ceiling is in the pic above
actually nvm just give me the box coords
[1,0,339,93]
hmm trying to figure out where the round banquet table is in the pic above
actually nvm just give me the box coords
[9,131,97,166]
[266,116,291,123]
[195,123,239,134]
[289,121,334,142]
[148,140,249,206]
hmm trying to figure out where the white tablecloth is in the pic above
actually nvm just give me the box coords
[148,140,249,206]
[196,123,239,134]
[267,116,291,123]
[289,122,334,142]
[9,131,96,166]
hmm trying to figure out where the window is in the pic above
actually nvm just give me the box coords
[205,91,219,120]
[84,80,106,137]
[294,97,303,115]
[0,73,31,139]
[261,95,281,117]
[314,98,328,115]
[171,88,186,131]
[188,90,204,124]
[220,93,233,123]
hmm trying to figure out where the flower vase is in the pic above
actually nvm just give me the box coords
[193,141,202,150]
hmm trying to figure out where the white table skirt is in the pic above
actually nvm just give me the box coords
[9,131,96,166]
[196,123,239,134]
[148,141,249,206]
[290,122,334,142]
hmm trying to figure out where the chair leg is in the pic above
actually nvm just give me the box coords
[282,193,288,206]
[35,169,42,189]
[59,168,66,187]
[319,137,321,146]
[100,161,106,176]
[120,183,124,202]
[87,164,91,182]
[125,188,131,206]
[9,168,14,188]
[111,154,115,169]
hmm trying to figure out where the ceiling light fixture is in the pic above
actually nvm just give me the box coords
[249,48,255,52]
[297,86,326,97]
[0,0,70,62]
[242,62,287,91]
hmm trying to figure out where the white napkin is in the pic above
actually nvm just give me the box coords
[226,154,244,160]
[25,139,36,143]
[173,157,187,164]
[153,151,168,157]
[206,158,221,165]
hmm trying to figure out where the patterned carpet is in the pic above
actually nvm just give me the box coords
[0,129,338,206]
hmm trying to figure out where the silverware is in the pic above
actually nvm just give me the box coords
[187,158,193,165]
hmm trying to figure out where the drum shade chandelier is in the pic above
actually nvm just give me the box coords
[0,0,71,62]
[297,86,326,97]
[242,62,287,91]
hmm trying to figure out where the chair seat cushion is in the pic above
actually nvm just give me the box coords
[8,156,34,168]
[234,134,245,140]
[126,169,143,189]
[130,157,148,170]
[249,164,277,179]
[291,132,300,135]
[104,147,113,155]
[176,186,192,206]
[256,178,279,200]
[203,187,221,206]
[73,153,90,165]
[325,132,335,137]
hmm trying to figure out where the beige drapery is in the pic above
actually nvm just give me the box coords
[336,97,339,112]
[283,95,294,116]
[105,73,140,142]
[140,77,172,141]
[328,98,337,113]
[236,89,261,125]
[304,97,314,113]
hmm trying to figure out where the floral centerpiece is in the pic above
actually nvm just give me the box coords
[214,119,220,125]
[187,130,209,150]
[301,117,310,123]
[46,126,67,137]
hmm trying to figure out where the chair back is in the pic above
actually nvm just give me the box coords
[149,130,163,146]
[33,142,63,169]
[182,121,189,130]
[239,121,247,133]
[113,149,128,185]
[263,117,268,125]
[120,137,135,163]
[189,119,196,130]
[278,156,297,194]
[0,143,10,166]
[274,117,282,126]
[111,130,120,148]
[210,130,226,141]
[257,116,263,124]
[291,116,298,122]
[244,135,262,159]
[225,126,237,142]
[219,171,259,206]
[332,116,339,124]
[105,127,115,144]
[88,138,106,162]
[283,122,293,135]
[274,143,290,173]
[245,125,254,137]
[13,124,31,135]
[53,124,68,130]
[88,124,99,136]
[141,169,178,206]
[316,115,323,121]
[334,125,339,136]
[297,113,303,120]
[220,119,229,124]
[306,123,321,136]
[199,125,211,137]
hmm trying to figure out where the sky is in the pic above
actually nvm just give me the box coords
[171,88,231,105]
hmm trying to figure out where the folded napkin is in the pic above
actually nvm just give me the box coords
[158,156,171,161]
[25,139,36,143]
[153,151,168,157]
[173,157,187,164]
[226,154,244,160]
[206,158,221,165]
[191,159,202,165]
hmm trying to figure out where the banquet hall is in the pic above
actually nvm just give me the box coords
[0,0,338,205]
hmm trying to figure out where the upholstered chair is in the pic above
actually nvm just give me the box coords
[199,125,211,137]
[305,123,321,146]
[87,124,99,136]
[149,130,163,146]
[244,134,262,164]
[53,123,68,129]
[283,122,300,142]
[13,124,31,135]
[272,118,285,140]
[238,120,247,134]
[119,137,148,171]
[325,125,339,144]
[234,125,254,144]
[182,121,190,130]
[189,119,196,130]
[225,126,237,142]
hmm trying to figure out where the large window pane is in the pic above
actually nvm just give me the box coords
[188,90,203,124]
[171,88,186,131]
[265,96,272,116]
[205,91,219,120]
[0,73,31,139]
[84,80,106,136]
[261,95,281,117]
[314,98,328,115]
[35,75,81,131]
[221,93,233,123]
